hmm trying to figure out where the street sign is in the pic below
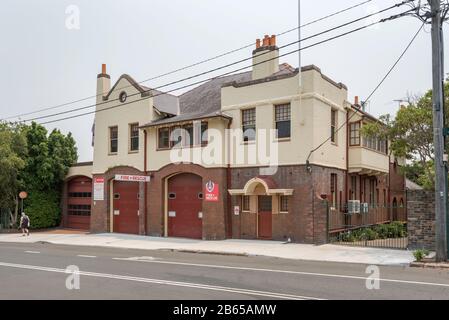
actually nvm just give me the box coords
[93,178,105,201]
[19,192,28,200]
[115,175,151,183]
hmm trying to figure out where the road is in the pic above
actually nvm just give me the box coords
[0,242,449,300]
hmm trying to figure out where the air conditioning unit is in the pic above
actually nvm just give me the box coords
[347,200,361,215]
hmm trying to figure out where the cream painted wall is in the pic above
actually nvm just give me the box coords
[93,77,153,174]
[66,165,93,179]
[348,147,390,173]
[222,69,348,170]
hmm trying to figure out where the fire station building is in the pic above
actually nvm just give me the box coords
[63,35,406,243]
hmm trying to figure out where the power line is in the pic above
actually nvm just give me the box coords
[23,2,415,123]
[306,21,426,164]
[38,8,417,126]
[0,0,374,121]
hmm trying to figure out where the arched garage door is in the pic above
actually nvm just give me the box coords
[168,173,203,239]
[67,177,92,230]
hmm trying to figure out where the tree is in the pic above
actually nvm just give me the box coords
[0,121,78,229]
[361,81,449,190]
[0,123,27,226]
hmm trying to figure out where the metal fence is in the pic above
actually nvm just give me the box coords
[0,209,12,230]
[328,203,408,250]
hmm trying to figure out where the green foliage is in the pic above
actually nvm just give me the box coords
[413,249,430,262]
[0,121,78,229]
[24,190,61,229]
[338,222,407,243]
[360,81,449,190]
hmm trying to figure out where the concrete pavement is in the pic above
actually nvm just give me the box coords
[0,242,448,300]
[0,231,415,266]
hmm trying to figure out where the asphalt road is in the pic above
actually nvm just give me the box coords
[0,242,449,300]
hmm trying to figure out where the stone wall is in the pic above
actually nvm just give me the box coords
[407,190,435,251]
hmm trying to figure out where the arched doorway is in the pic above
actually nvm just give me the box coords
[392,198,398,222]
[66,176,92,230]
[167,173,203,239]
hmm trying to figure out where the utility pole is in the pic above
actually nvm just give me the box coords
[429,0,448,262]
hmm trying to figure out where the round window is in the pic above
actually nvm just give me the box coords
[119,91,127,103]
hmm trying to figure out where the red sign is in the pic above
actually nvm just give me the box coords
[19,192,28,200]
[205,181,219,202]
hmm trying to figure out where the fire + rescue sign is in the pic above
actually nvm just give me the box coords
[115,175,151,182]
[204,180,219,202]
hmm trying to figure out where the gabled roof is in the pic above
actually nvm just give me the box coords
[104,74,179,116]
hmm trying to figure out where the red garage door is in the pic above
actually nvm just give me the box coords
[168,173,203,239]
[67,177,92,230]
[113,181,140,235]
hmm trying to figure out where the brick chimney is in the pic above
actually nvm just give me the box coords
[252,34,279,80]
[97,64,111,104]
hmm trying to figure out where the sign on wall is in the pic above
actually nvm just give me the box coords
[115,175,151,183]
[93,177,105,201]
[204,180,219,202]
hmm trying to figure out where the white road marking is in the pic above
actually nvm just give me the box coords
[114,256,158,262]
[24,251,40,254]
[0,261,322,300]
[77,255,97,259]
[112,258,449,289]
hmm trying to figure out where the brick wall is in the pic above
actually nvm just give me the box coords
[148,163,228,240]
[230,164,340,244]
[407,190,435,251]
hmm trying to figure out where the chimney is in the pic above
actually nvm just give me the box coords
[97,63,111,104]
[252,34,279,80]
[354,96,359,106]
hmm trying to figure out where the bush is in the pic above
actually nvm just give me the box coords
[23,190,61,229]
[413,249,430,262]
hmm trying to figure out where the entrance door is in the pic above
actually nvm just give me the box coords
[168,173,203,239]
[113,181,140,235]
[258,196,272,239]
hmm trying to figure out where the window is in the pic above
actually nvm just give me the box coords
[69,192,92,198]
[384,189,387,207]
[350,122,361,146]
[68,204,91,216]
[158,128,170,149]
[275,104,291,139]
[331,110,338,144]
[242,109,256,142]
[109,126,118,154]
[200,122,208,145]
[183,124,194,147]
[129,123,139,152]
[331,174,338,209]
[242,196,250,212]
[280,196,289,213]
[171,126,183,148]
[350,176,357,200]
[362,133,388,155]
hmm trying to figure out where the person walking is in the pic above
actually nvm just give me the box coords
[19,212,30,236]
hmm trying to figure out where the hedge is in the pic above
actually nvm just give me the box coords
[23,190,60,229]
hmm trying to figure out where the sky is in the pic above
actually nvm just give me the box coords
[0,0,447,162]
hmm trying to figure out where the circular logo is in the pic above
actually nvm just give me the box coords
[19,191,28,199]
[206,181,215,193]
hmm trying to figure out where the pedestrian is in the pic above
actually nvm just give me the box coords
[20,212,30,237]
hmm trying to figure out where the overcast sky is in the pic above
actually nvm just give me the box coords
[0,0,447,162]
